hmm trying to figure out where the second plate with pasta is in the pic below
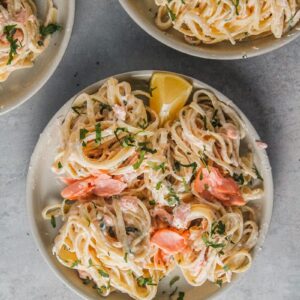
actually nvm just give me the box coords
[0,0,75,114]
[27,70,273,300]
[119,0,300,59]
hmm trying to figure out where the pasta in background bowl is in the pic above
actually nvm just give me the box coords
[119,0,300,59]
[0,0,75,115]
[27,71,273,300]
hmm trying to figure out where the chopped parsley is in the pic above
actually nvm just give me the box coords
[166,5,176,21]
[71,106,84,115]
[169,287,178,298]
[167,187,180,206]
[216,279,223,287]
[138,142,157,154]
[114,127,135,147]
[50,215,56,228]
[40,23,62,37]
[202,233,225,249]
[177,291,185,300]
[81,278,91,285]
[88,258,93,267]
[137,276,157,287]
[199,151,209,169]
[80,128,88,140]
[156,181,162,190]
[95,123,101,144]
[174,161,197,173]
[211,221,226,236]
[124,252,128,263]
[169,275,180,287]
[223,264,230,272]
[98,269,109,278]
[148,162,166,173]
[137,118,148,129]
[133,150,146,169]
[149,200,156,206]
[211,109,221,128]
[71,259,81,268]
[230,0,239,15]
[253,165,263,181]
[233,173,244,185]
[99,102,112,114]
[57,161,63,169]
[4,25,21,65]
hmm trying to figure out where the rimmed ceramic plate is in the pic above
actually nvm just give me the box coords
[119,0,300,60]
[0,0,75,115]
[26,70,273,300]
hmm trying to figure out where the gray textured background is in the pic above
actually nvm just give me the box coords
[0,1,300,299]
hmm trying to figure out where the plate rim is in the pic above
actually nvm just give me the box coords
[26,70,274,300]
[0,0,76,115]
[119,0,300,60]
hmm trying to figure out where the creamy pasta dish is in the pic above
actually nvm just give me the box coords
[154,0,300,45]
[0,0,60,82]
[43,74,266,300]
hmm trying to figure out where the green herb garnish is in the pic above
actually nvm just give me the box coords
[137,276,157,287]
[99,102,112,114]
[71,259,81,268]
[216,279,223,287]
[124,252,128,263]
[223,264,230,272]
[167,187,180,206]
[230,0,239,15]
[137,118,148,129]
[138,142,157,153]
[202,233,225,249]
[148,162,166,173]
[211,109,221,128]
[81,278,91,285]
[4,25,21,65]
[169,287,178,298]
[149,200,156,206]
[57,161,63,169]
[156,181,162,190]
[253,165,263,181]
[95,123,101,144]
[166,6,176,21]
[233,173,244,185]
[133,150,146,169]
[177,291,185,300]
[211,221,226,236]
[169,275,180,287]
[50,215,56,228]
[174,161,197,173]
[40,23,62,37]
[80,128,88,140]
[98,269,109,278]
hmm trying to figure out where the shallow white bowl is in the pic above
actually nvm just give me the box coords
[119,0,300,60]
[0,0,75,115]
[27,70,273,300]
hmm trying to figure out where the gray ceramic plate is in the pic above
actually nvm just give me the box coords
[0,0,75,115]
[27,71,273,300]
[119,0,300,60]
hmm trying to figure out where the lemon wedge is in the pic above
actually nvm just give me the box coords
[150,73,192,125]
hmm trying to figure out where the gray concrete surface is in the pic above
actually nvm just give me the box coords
[0,1,300,299]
